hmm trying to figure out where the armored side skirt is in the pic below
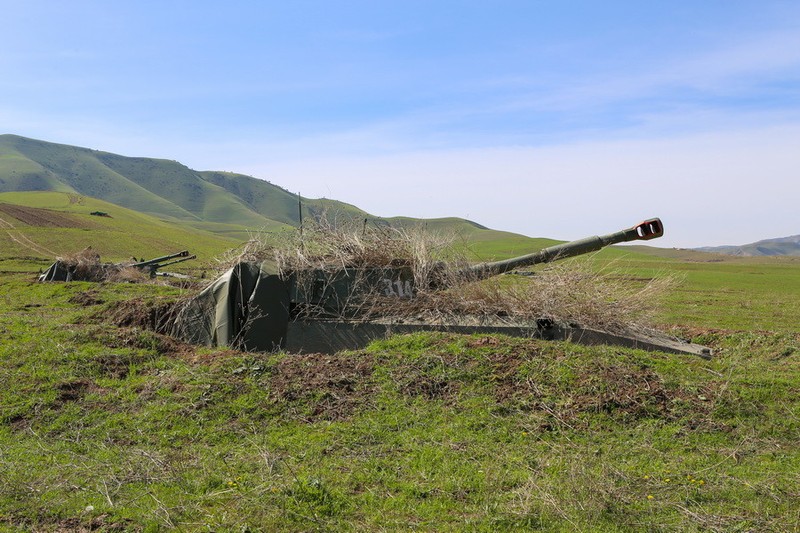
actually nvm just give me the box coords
[286,319,712,359]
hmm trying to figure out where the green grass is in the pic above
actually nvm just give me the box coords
[1,182,800,529]
[660,258,800,332]
[0,192,239,267]
[580,254,800,333]
[1,244,799,530]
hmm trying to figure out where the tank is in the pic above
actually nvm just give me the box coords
[170,217,711,358]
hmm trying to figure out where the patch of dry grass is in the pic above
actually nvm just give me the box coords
[374,260,674,332]
[108,266,150,283]
[215,217,460,282]
[57,247,108,282]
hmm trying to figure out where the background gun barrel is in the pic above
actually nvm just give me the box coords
[131,250,190,268]
[156,254,197,269]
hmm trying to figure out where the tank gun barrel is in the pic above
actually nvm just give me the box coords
[462,218,664,281]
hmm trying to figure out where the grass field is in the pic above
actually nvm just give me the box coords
[0,192,242,274]
[0,205,799,531]
[589,253,800,333]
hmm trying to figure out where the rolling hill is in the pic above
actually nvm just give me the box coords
[695,235,800,256]
[0,134,494,240]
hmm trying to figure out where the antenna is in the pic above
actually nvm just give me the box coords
[297,192,304,250]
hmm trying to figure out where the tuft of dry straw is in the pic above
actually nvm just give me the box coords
[57,247,108,282]
[363,256,674,333]
[273,217,459,275]
[55,248,165,284]
[434,259,675,333]
[108,266,150,283]
[211,217,462,283]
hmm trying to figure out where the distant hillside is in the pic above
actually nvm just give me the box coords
[695,235,800,257]
[1,134,680,265]
[0,134,372,236]
[0,134,506,241]
[0,191,239,266]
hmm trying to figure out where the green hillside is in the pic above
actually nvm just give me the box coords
[0,134,555,246]
[1,134,693,272]
[0,191,239,271]
[0,135,199,220]
[0,135,428,236]
[199,171,369,227]
[0,191,579,276]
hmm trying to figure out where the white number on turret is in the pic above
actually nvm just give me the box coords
[381,278,413,298]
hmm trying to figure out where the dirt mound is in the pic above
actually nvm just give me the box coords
[267,353,376,421]
[105,298,179,333]
[0,203,93,228]
[482,341,716,428]
[68,289,105,306]
[53,378,105,404]
[260,339,717,426]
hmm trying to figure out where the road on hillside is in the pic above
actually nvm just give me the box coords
[0,204,59,257]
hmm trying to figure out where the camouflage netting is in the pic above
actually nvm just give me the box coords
[170,262,290,351]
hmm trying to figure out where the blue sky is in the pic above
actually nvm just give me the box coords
[2,1,799,247]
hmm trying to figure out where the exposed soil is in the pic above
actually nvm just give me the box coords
[105,298,180,333]
[69,289,105,306]
[568,363,693,420]
[393,351,466,401]
[0,203,92,228]
[0,211,56,256]
[267,352,376,421]
[54,378,105,404]
[483,341,716,428]
[93,352,136,380]
[90,327,199,371]
[7,413,31,432]
[51,515,133,532]
[485,350,527,403]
